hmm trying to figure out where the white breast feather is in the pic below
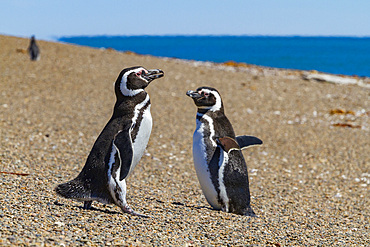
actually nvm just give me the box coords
[129,95,152,176]
[107,145,116,182]
[218,151,229,212]
[107,142,128,206]
[201,114,217,147]
[130,105,152,176]
[192,115,221,209]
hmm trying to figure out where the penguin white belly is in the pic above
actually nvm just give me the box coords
[130,106,152,176]
[192,123,222,210]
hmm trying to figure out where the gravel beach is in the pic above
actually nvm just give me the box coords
[0,35,369,246]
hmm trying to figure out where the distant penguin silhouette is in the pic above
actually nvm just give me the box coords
[187,86,262,216]
[55,66,164,217]
[28,36,40,61]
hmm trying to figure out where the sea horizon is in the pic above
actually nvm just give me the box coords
[57,35,370,77]
[56,34,370,38]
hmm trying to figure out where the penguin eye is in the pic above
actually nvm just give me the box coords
[136,70,143,76]
[199,91,209,97]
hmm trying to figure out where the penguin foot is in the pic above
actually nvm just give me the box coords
[122,205,150,218]
[83,201,92,210]
[243,207,257,217]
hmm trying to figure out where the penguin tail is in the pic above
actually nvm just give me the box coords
[54,179,89,200]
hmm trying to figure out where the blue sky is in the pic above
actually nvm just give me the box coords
[1,0,370,40]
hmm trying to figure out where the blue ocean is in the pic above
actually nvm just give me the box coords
[58,36,370,77]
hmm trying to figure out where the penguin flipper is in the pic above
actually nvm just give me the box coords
[217,136,240,153]
[236,135,263,150]
[113,130,133,181]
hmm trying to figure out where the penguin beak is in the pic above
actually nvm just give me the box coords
[143,69,164,83]
[186,90,202,99]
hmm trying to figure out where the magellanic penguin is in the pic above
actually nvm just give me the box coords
[186,86,262,216]
[28,36,40,61]
[55,66,164,217]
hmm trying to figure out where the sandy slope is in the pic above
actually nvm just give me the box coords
[0,35,369,246]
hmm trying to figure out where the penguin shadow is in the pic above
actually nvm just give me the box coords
[169,201,258,217]
[154,200,258,217]
[53,200,120,215]
[153,199,212,211]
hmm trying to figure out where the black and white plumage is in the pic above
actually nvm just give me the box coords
[28,36,40,61]
[186,86,262,216]
[55,66,164,217]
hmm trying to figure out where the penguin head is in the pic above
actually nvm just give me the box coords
[115,66,164,97]
[186,86,223,112]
